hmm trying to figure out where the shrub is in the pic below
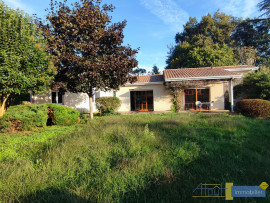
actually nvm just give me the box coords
[96,97,121,115]
[0,104,80,132]
[80,114,90,124]
[236,99,270,119]
[46,104,80,126]
[0,104,48,132]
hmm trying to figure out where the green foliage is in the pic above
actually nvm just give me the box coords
[236,99,270,119]
[167,11,237,68]
[170,89,182,112]
[47,104,80,126]
[96,97,121,115]
[0,104,48,132]
[0,2,55,110]
[258,0,270,18]
[231,18,270,65]
[236,67,270,100]
[151,65,160,75]
[0,125,81,161]
[0,104,80,132]
[1,113,270,202]
[186,44,236,67]
[167,9,270,68]
[175,12,235,45]
[80,114,90,124]
[132,67,146,75]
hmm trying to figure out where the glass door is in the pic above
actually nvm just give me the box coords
[185,89,209,110]
[131,91,154,111]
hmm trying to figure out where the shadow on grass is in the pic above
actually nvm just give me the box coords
[19,188,90,203]
[14,114,270,202]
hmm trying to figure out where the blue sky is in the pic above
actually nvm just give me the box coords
[3,0,260,71]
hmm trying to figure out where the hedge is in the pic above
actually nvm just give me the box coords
[96,97,121,115]
[0,104,80,132]
[235,99,270,119]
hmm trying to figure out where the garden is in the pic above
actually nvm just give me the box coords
[1,105,270,202]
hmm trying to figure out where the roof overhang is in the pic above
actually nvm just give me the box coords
[224,67,259,72]
[165,75,242,82]
[124,82,164,86]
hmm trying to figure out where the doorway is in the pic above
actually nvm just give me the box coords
[184,89,210,110]
[131,91,154,111]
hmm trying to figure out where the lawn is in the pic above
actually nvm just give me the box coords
[1,113,270,202]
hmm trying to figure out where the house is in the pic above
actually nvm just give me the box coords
[32,65,259,113]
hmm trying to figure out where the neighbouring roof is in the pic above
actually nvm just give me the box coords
[126,74,164,85]
[164,65,258,82]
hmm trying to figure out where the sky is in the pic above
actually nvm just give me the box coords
[3,0,261,71]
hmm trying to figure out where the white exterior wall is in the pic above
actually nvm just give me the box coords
[33,81,227,112]
[33,91,98,113]
[63,92,97,113]
[116,84,172,112]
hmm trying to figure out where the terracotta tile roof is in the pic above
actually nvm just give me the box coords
[164,65,258,81]
[129,74,164,84]
[126,65,258,85]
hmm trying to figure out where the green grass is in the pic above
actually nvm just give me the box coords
[1,113,270,202]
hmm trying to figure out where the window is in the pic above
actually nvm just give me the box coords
[52,92,63,104]
[184,89,209,110]
[130,91,154,111]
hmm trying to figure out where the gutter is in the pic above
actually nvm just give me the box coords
[124,82,164,86]
[224,67,259,71]
[165,75,242,82]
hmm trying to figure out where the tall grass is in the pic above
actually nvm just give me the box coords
[1,113,270,202]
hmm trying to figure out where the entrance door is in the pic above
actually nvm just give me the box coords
[184,89,209,110]
[131,91,153,111]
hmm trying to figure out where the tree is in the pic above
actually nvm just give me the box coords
[236,67,270,100]
[0,2,55,117]
[186,44,236,67]
[167,11,237,69]
[132,67,146,75]
[231,18,270,65]
[40,0,138,119]
[258,0,270,18]
[151,65,160,74]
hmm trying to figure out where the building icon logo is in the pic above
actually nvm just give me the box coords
[193,182,269,200]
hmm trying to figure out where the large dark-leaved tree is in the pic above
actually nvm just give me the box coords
[40,0,138,119]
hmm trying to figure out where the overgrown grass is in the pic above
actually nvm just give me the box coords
[1,113,269,202]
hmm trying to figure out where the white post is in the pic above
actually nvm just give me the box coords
[30,91,32,103]
[230,78,234,112]
[56,93,58,104]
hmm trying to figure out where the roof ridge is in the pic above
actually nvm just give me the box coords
[165,65,257,71]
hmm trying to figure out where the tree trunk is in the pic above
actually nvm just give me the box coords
[89,95,94,119]
[0,94,10,117]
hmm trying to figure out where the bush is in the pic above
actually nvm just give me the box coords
[0,104,80,132]
[80,114,90,124]
[0,104,48,132]
[96,97,121,115]
[236,99,270,119]
[47,104,80,125]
